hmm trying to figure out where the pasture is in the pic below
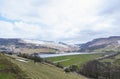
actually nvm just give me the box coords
[46,54,102,67]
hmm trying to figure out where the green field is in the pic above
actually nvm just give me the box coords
[46,54,102,67]
[9,55,88,79]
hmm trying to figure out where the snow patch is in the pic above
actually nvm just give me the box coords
[21,39,69,48]
[118,40,120,44]
[21,39,45,44]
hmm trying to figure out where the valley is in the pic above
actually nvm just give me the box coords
[0,36,120,79]
[0,38,79,54]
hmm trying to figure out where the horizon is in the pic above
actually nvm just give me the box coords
[0,0,120,43]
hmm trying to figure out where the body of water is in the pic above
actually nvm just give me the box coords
[39,52,98,58]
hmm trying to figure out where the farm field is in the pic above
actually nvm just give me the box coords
[46,54,102,67]
[9,55,88,79]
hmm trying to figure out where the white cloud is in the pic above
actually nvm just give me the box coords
[0,21,16,37]
[0,0,120,43]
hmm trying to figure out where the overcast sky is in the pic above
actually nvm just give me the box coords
[0,0,120,44]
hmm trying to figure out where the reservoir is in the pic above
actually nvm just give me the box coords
[39,52,97,58]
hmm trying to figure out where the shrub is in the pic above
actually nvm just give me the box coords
[64,67,70,73]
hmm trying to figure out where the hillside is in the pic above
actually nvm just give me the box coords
[79,36,120,52]
[0,54,28,79]
[101,52,120,65]
[0,38,79,54]
[8,55,87,79]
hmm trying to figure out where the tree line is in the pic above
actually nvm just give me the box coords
[79,60,120,79]
[18,53,43,63]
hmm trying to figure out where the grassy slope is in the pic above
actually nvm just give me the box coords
[9,56,88,79]
[0,54,27,79]
[46,54,102,67]
[94,46,120,52]
[101,53,120,66]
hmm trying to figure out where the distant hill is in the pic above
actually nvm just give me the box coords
[0,38,79,54]
[79,36,120,52]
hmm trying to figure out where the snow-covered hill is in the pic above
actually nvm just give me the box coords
[20,39,79,52]
[0,38,80,53]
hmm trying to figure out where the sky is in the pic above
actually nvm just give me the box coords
[0,0,120,44]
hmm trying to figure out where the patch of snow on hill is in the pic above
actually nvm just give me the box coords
[21,39,45,45]
[21,39,69,48]
[118,40,120,44]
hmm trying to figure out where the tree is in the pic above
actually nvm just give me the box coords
[69,65,78,72]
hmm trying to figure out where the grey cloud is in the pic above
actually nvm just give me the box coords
[99,0,120,16]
